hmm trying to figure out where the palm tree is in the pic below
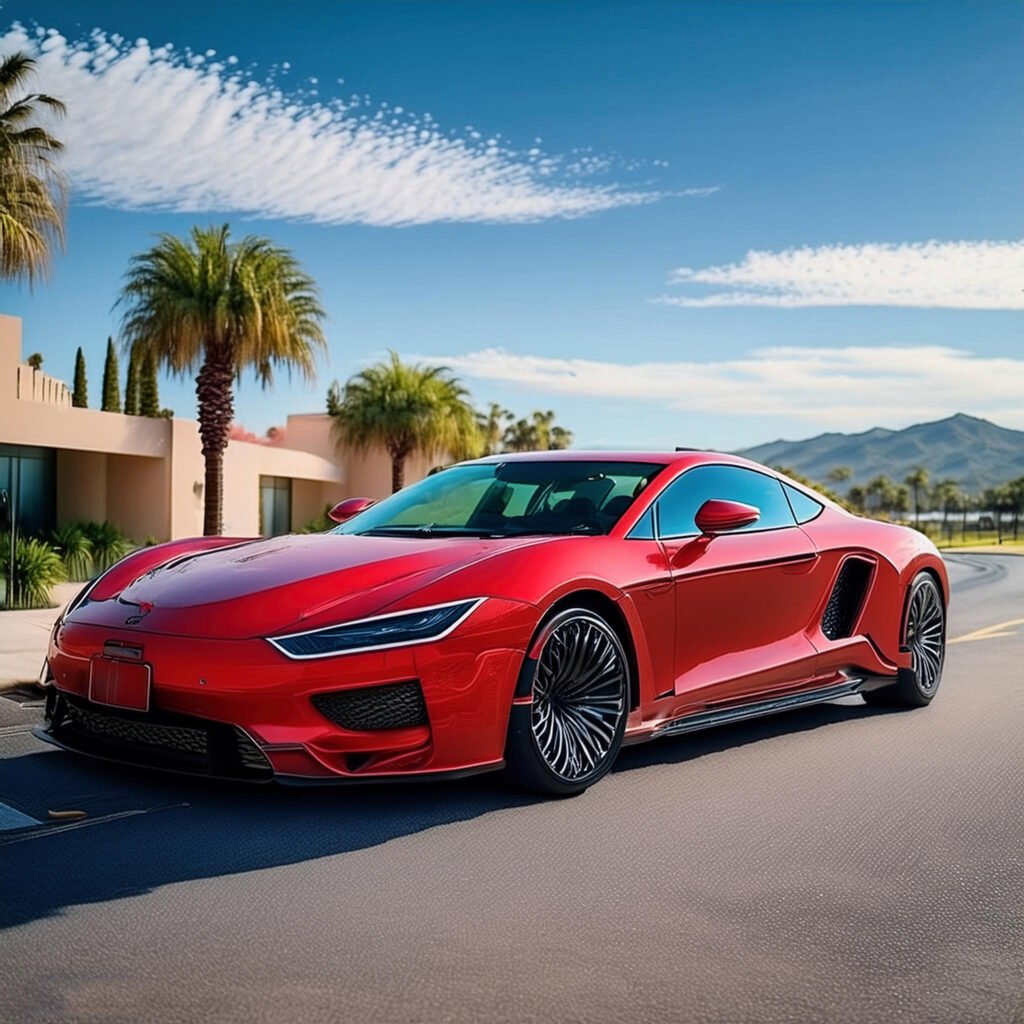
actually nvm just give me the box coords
[331,352,481,493]
[866,475,895,517]
[118,225,326,535]
[932,478,962,541]
[502,417,535,453]
[477,402,511,456]
[0,53,67,285]
[904,467,930,529]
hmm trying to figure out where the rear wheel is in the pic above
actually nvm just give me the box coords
[504,608,629,796]
[864,572,946,708]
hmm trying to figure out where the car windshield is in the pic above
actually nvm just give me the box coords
[333,460,665,538]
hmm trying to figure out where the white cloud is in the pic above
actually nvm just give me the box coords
[1,24,698,226]
[423,345,1024,430]
[660,240,1024,309]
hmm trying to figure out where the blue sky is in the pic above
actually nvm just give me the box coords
[2,0,1022,450]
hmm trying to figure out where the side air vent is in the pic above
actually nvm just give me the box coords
[821,558,874,640]
[311,680,428,731]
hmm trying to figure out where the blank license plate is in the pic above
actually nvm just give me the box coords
[89,657,152,712]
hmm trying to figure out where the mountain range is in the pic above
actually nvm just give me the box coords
[735,414,1024,495]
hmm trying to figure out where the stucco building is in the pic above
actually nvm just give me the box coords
[0,315,433,543]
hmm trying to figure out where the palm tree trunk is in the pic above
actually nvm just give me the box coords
[391,456,405,494]
[196,352,235,536]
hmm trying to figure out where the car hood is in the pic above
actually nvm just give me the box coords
[72,532,546,639]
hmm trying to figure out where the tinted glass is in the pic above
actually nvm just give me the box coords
[657,465,796,537]
[783,483,824,524]
[335,461,665,538]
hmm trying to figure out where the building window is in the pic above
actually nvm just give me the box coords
[0,444,56,539]
[259,476,292,537]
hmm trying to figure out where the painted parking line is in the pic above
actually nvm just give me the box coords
[949,618,1024,646]
[0,801,39,831]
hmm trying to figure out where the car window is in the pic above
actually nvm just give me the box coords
[335,461,665,537]
[657,465,796,538]
[783,483,824,524]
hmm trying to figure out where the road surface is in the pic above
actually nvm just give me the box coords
[1,554,1021,1023]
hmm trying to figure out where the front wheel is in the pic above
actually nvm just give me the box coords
[504,608,629,796]
[864,572,946,708]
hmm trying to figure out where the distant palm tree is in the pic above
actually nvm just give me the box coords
[904,466,930,529]
[502,409,574,452]
[118,225,326,534]
[866,475,896,517]
[932,478,962,540]
[477,402,511,456]
[0,53,67,285]
[331,352,480,493]
[502,417,535,453]
[550,425,573,450]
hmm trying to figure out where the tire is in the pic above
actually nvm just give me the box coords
[863,572,946,708]
[504,608,630,797]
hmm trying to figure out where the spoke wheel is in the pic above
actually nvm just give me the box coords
[505,608,629,795]
[863,573,945,708]
[906,575,945,694]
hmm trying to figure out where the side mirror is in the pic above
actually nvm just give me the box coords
[694,499,760,536]
[328,496,377,524]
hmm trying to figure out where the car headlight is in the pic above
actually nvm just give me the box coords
[267,598,485,660]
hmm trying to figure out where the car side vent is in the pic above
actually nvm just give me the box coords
[821,558,874,641]
[311,681,428,731]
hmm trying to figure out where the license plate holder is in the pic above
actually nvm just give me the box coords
[88,656,152,712]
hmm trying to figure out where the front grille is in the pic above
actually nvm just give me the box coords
[311,680,428,731]
[68,700,208,756]
[821,558,874,640]
[49,694,273,780]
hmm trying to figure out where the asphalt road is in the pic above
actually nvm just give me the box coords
[1,554,1021,1024]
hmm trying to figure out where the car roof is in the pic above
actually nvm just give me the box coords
[467,449,767,472]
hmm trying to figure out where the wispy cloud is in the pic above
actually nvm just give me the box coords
[424,346,1024,430]
[1,24,704,226]
[659,240,1024,309]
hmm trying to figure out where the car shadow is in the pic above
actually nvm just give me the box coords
[0,698,898,930]
[613,697,899,774]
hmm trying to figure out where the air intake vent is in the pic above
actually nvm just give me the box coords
[821,558,874,640]
[311,681,428,731]
[56,696,273,778]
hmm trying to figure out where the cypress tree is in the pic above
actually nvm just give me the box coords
[72,347,88,408]
[139,348,160,417]
[124,343,140,415]
[101,336,121,413]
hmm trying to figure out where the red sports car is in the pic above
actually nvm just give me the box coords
[37,451,948,795]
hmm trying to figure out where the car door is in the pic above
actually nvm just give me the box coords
[655,464,824,706]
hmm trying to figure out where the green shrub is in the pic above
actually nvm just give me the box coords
[81,520,132,571]
[298,505,335,533]
[1,536,67,609]
[51,522,95,581]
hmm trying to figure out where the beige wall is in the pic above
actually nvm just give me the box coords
[284,413,441,501]
[56,450,107,525]
[1,317,433,542]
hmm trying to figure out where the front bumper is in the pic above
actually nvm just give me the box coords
[41,597,536,783]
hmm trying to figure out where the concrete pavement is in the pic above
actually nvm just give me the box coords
[0,582,79,688]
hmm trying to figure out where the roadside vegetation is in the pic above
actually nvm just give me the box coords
[0,534,66,609]
[784,463,1024,548]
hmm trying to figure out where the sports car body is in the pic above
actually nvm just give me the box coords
[37,451,948,795]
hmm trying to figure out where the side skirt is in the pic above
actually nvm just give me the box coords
[650,674,892,741]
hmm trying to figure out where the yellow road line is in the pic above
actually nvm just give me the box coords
[949,618,1024,645]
